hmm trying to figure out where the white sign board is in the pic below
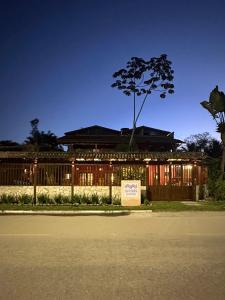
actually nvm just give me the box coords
[121,180,141,206]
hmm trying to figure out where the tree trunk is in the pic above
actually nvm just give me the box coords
[129,92,136,151]
[220,132,225,178]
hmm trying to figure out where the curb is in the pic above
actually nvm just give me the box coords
[0,210,152,216]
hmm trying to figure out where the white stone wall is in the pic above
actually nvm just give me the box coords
[0,185,124,198]
[37,186,71,197]
[0,185,146,199]
[0,186,33,196]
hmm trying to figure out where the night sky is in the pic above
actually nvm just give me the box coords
[0,0,224,143]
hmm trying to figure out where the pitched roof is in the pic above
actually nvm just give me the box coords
[0,151,205,162]
[64,125,120,136]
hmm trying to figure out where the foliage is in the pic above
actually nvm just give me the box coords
[112,55,174,149]
[91,194,99,204]
[0,194,15,204]
[0,140,23,151]
[200,86,225,175]
[100,195,112,205]
[25,118,63,152]
[80,194,91,205]
[18,194,33,205]
[182,132,222,158]
[71,194,81,205]
[37,194,51,205]
[201,86,225,125]
[211,179,225,201]
[53,194,70,205]
[0,193,122,206]
[112,197,121,205]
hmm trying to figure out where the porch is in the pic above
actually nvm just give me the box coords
[0,151,207,202]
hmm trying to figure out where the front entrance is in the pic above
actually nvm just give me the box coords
[147,185,193,201]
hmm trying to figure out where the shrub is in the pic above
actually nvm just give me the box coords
[112,197,121,205]
[71,194,81,205]
[54,194,70,205]
[37,194,50,205]
[0,194,15,204]
[213,179,225,201]
[101,195,111,205]
[80,194,91,205]
[18,194,32,205]
[91,194,99,205]
[144,198,150,206]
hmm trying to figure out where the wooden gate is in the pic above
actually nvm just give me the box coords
[147,186,193,201]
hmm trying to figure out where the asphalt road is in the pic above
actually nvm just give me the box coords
[0,212,225,300]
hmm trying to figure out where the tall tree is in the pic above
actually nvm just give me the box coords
[111,55,174,150]
[25,118,63,151]
[182,132,222,158]
[201,86,225,175]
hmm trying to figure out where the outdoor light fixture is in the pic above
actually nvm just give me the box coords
[167,158,182,161]
[144,158,151,162]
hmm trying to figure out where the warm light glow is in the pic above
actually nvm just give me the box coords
[65,173,71,179]
[111,173,114,183]
[185,165,193,170]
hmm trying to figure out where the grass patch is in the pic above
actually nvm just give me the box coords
[151,201,225,211]
[0,201,225,212]
[0,204,151,211]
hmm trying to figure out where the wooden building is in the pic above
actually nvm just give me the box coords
[0,151,207,201]
[58,125,183,152]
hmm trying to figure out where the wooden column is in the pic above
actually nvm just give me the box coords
[192,161,197,201]
[145,162,149,201]
[33,158,37,205]
[71,161,75,201]
[109,162,112,204]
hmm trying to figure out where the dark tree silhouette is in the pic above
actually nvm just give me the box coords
[25,119,63,152]
[111,55,174,150]
[0,140,22,151]
[182,132,222,158]
[201,86,225,175]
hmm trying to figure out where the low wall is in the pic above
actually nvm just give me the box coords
[0,186,146,199]
[0,186,34,196]
[0,186,126,198]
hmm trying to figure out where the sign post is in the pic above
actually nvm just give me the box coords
[121,180,141,206]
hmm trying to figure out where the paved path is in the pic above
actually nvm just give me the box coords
[0,212,225,300]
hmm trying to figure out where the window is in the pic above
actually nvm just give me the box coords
[79,173,93,186]
[148,165,159,185]
[183,165,192,186]
[171,165,182,186]
[159,165,170,185]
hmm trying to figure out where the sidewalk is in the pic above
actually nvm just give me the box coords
[0,209,152,216]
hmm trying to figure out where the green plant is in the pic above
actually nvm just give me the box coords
[54,194,70,205]
[18,194,32,205]
[101,195,111,205]
[112,197,121,205]
[91,194,99,205]
[0,194,15,204]
[213,179,225,201]
[71,194,81,205]
[144,198,150,206]
[37,194,50,205]
[80,194,91,205]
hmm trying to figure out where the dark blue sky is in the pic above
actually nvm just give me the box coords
[0,0,224,143]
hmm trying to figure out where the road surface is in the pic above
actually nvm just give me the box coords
[0,212,225,300]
